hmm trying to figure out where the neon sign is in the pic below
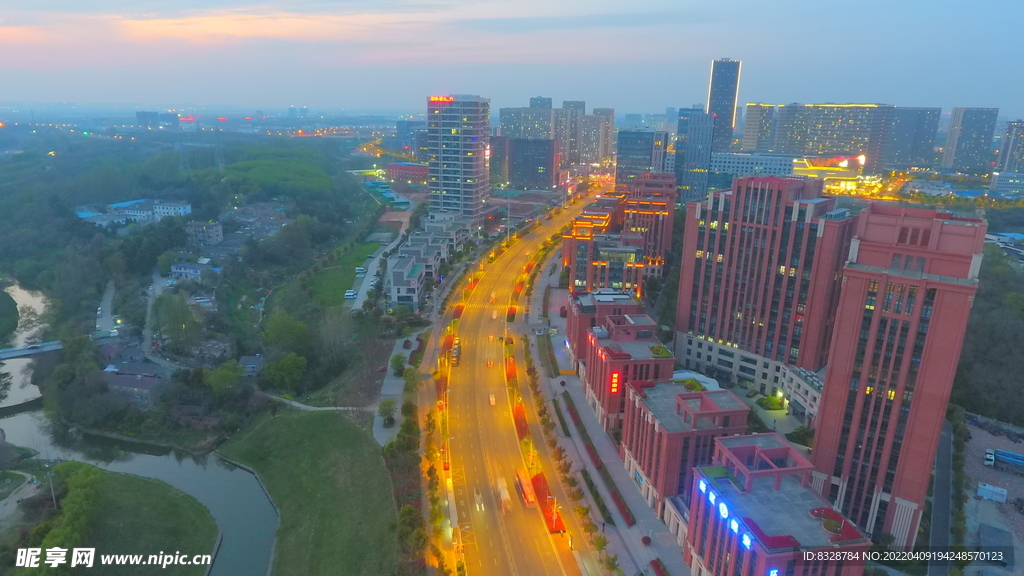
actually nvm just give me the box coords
[610,371,620,394]
[430,96,455,103]
[742,534,752,549]
[718,502,729,519]
[698,479,707,493]
[730,519,739,533]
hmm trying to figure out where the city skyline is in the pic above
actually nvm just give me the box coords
[1,0,1022,116]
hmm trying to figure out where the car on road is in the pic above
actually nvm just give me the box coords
[26,344,40,350]
[535,328,545,335]
[492,310,498,320]
[487,358,494,368]
[488,334,495,342]
[96,308,102,317]
[147,285,153,291]
[344,290,357,299]
[489,394,496,406]
[474,488,484,511]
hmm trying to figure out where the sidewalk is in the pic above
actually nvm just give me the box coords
[525,251,689,576]
[370,328,431,446]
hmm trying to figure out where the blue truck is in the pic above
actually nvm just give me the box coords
[985,449,1024,475]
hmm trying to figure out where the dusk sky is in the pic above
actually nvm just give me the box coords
[2,0,1022,116]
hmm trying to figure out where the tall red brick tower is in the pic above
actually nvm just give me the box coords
[810,204,986,547]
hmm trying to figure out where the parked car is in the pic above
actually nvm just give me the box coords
[344,290,357,299]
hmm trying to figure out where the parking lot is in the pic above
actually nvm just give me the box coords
[963,422,1024,569]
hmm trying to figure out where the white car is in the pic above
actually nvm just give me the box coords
[492,310,498,320]
[474,488,484,511]
[344,290,357,299]
[356,273,366,278]
[489,394,496,406]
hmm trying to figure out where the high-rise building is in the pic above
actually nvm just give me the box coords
[940,107,999,173]
[674,177,856,378]
[621,384,749,516]
[499,107,554,140]
[508,139,557,190]
[624,173,676,277]
[810,204,986,547]
[489,136,510,185]
[773,104,890,160]
[877,107,940,170]
[682,434,869,576]
[998,119,1024,173]
[675,108,714,201]
[665,107,678,135]
[555,105,583,168]
[616,130,669,190]
[136,111,160,128]
[530,96,553,109]
[427,94,490,219]
[581,313,675,429]
[710,153,795,178]
[395,119,427,151]
[741,104,776,153]
[707,59,741,153]
[580,108,615,164]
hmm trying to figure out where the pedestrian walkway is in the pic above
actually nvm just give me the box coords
[370,329,431,446]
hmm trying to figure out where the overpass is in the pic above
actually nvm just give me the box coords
[0,333,118,361]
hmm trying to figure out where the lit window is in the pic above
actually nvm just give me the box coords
[716,254,723,263]
[865,386,874,395]
[887,389,896,400]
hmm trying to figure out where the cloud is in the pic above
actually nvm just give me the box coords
[0,26,53,44]
[459,12,697,34]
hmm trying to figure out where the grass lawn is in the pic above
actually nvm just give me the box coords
[309,243,380,307]
[89,471,218,576]
[218,410,397,576]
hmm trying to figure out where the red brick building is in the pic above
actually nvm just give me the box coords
[581,314,675,430]
[621,384,749,516]
[386,162,429,183]
[683,434,868,576]
[565,290,645,368]
[624,173,675,278]
[811,204,986,547]
[673,177,856,409]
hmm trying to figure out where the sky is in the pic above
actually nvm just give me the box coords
[1,0,1022,117]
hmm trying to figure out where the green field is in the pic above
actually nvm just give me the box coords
[309,242,379,306]
[218,411,396,576]
[88,471,219,576]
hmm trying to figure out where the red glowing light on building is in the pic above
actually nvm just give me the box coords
[610,371,620,394]
[217,117,228,121]
[429,96,455,102]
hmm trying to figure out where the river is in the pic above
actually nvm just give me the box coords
[0,284,278,576]
[1,284,47,407]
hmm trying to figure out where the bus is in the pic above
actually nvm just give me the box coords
[514,468,537,508]
[496,478,512,512]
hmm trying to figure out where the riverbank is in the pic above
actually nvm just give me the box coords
[88,471,219,575]
[218,410,397,576]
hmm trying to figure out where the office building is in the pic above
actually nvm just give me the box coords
[710,153,795,178]
[508,139,557,190]
[563,231,645,296]
[490,136,510,185]
[707,59,742,153]
[580,314,675,429]
[624,173,675,277]
[741,104,776,153]
[998,120,1024,173]
[136,111,160,128]
[941,107,999,173]
[992,172,1024,195]
[499,107,554,140]
[811,204,986,547]
[680,434,869,576]
[386,162,429,184]
[530,96,553,109]
[621,384,749,516]
[674,177,856,380]
[415,131,431,163]
[877,107,940,170]
[427,94,490,219]
[772,104,890,161]
[616,130,669,190]
[395,119,427,151]
[565,290,646,366]
[675,108,715,201]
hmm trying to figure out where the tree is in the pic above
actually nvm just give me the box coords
[391,353,407,376]
[402,367,419,393]
[378,398,398,422]
[592,534,608,557]
[263,311,311,354]
[156,251,177,275]
[151,293,201,353]
[261,353,308,392]
[205,360,244,397]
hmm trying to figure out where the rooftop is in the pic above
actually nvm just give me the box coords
[699,462,867,551]
[632,384,748,433]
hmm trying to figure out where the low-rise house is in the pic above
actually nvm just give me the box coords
[385,254,427,311]
[239,355,266,376]
[106,373,165,408]
[186,221,224,246]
